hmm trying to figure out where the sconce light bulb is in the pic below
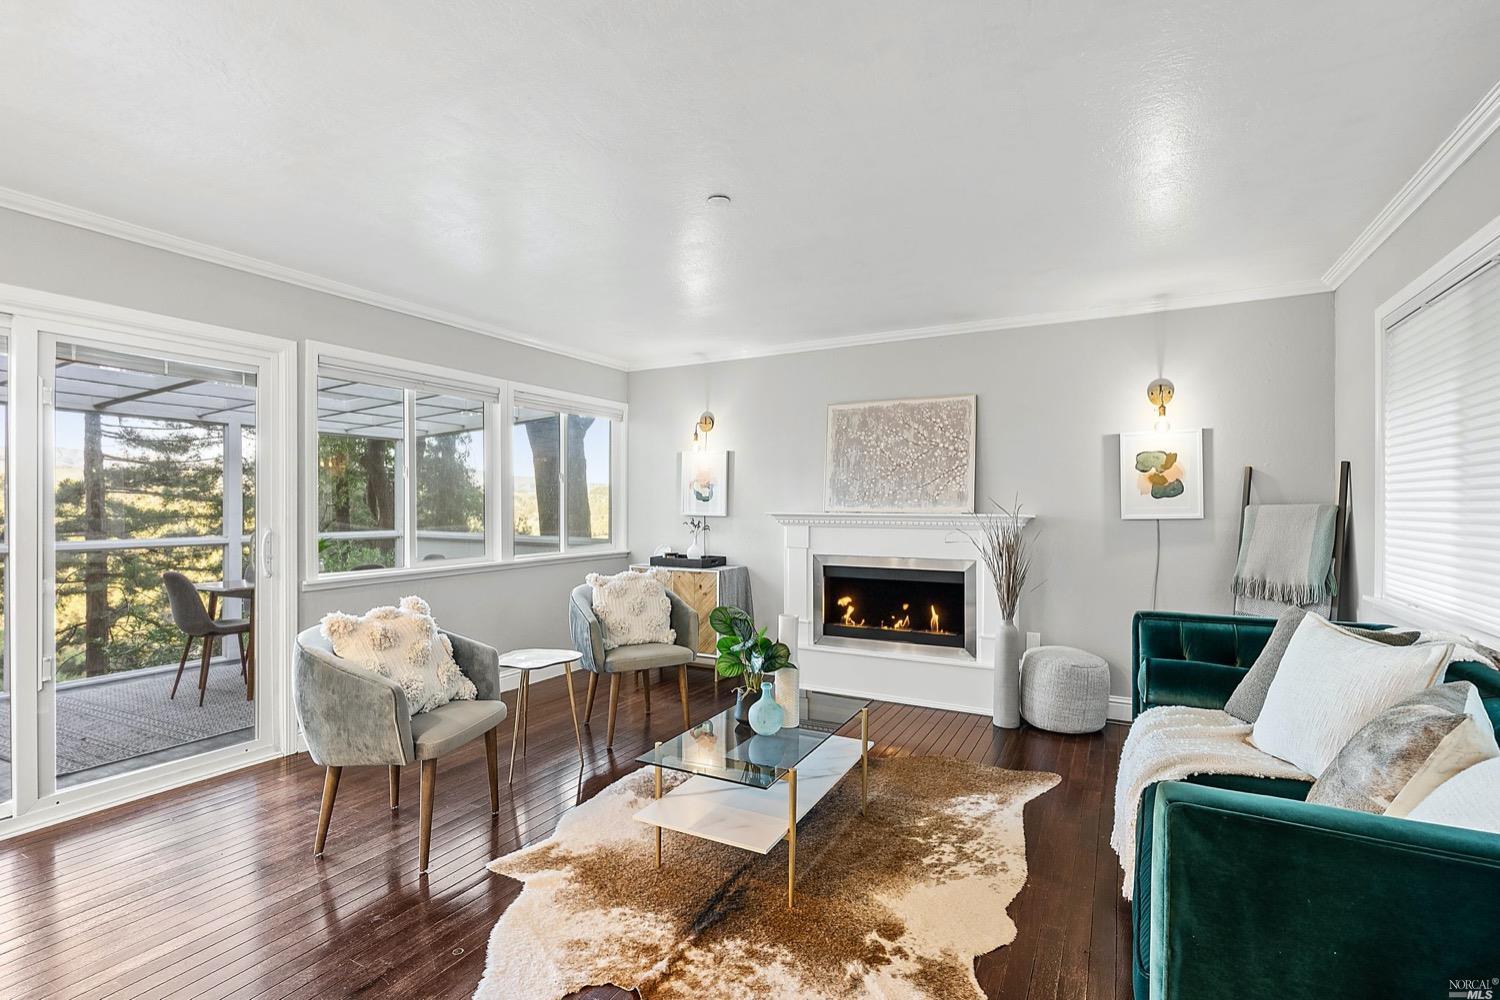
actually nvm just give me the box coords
[1153,416,1172,433]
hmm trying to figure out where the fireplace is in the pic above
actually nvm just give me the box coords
[813,555,977,660]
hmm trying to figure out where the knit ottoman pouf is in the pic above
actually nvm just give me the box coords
[1020,645,1110,733]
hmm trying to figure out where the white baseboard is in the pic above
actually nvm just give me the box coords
[1108,695,1133,723]
[802,682,990,717]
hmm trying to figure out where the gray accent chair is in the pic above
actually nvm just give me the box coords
[569,583,699,748]
[293,625,508,873]
[163,571,250,705]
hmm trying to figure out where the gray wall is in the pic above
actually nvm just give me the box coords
[628,293,1336,700]
[1333,131,1500,620]
[0,207,629,651]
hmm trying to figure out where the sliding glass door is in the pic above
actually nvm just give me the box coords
[1,302,293,828]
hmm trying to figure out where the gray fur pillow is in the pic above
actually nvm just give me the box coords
[1307,682,1500,815]
[1224,608,1416,723]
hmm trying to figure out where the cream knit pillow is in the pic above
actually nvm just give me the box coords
[1250,615,1453,777]
[319,596,477,714]
[586,569,675,650]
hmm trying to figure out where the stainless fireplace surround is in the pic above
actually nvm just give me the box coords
[812,554,978,661]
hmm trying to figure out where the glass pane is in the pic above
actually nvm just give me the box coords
[637,693,870,789]
[0,338,8,808]
[566,415,611,548]
[415,392,485,562]
[513,407,560,555]
[316,375,402,572]
[53,343,257,790]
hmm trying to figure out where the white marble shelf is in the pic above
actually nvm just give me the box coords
[632,734,863,854]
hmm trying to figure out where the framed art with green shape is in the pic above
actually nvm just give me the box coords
[1119,428,1205,519]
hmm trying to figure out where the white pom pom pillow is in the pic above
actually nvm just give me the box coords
[586,569,676,649]
[319,596,477,714]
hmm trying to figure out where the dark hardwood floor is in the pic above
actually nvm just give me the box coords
[0,670,1130,1000]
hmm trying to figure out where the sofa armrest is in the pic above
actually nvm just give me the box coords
[569,586,607,674]
[443,629,502,701]
[1150,781,1500,1000]
[294,642,414,768]
[667,590,700,656]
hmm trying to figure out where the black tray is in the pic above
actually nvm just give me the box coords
[649,554,728,569]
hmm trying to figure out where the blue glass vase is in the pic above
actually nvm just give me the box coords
[748,678,784,735]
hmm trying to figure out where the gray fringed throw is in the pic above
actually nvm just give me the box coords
[1232,503,1337,606]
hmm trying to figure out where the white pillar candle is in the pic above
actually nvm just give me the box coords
[775,614,802,727]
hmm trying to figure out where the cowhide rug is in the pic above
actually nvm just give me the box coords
[476,755,1059,1000]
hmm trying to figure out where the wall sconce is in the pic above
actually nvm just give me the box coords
[691,410,716,448]
[1147,378,1174,432]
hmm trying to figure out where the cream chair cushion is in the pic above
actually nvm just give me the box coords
[319,596,477,714]
[586,569,676,650]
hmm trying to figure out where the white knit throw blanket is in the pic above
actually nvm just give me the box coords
[1111,706,1309,900]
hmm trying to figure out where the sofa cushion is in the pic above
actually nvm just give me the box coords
[604,641,695,673]
[586,569,676,650]
[1308,682,1499,815]
[1225,607,1416,723]
[319,596,477,715]
[1406,757,1500,835]
[1250,615,1452,777]
[1138,657,1245,711]
[409,699,508,760]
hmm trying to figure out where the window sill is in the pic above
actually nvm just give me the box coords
[301,548,630,592]
[1359,594,1500,650]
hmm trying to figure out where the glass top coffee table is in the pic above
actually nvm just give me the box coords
[634,690,870,908]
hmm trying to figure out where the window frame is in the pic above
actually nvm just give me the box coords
[1369,210,1500,646]
[302,342,626,588]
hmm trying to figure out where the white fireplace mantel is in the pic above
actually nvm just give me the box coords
[770,511,1035,530]
[773,509,1037,716]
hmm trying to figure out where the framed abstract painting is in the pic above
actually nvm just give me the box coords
[1119,429,1204,519]
[680,450,729,516]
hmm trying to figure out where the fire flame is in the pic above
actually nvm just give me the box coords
[889,603,912,630]
[836,595,864,627]
[835,596,954,635]
[930,605,940,632]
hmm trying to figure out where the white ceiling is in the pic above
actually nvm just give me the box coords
[1,2,1498,370]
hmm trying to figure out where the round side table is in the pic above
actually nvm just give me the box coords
[498,648,585,783]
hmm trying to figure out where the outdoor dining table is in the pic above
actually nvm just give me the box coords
[195,579,255,700]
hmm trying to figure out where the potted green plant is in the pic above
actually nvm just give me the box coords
[709,606,794,733]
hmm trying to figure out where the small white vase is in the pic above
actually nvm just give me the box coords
[993,617,1023,729]
[686,537,703,559]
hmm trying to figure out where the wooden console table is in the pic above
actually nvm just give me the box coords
[630,564,753,692]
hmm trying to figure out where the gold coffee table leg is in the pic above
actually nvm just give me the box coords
[563,660,584,766]
[654,740,663,869]
[860,707,869,815]
[787,767,798,909]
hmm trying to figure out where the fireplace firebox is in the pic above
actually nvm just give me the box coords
[813,555,977,659]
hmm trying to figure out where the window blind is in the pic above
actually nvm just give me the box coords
[317,359,500,403]
[1382,252,1500,635]
[512,387,624,422]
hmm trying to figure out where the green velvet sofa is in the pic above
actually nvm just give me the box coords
[1130,610,1500,1000]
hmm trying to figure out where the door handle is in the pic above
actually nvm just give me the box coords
[260,529,274,578]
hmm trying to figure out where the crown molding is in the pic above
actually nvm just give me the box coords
[0,186,632,372]
[627,279,1330,371]
[770,511,1035,529]
[1322,78,1500,290]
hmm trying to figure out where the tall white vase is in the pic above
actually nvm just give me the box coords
[776,614,801,726]
[993,617,1023,728]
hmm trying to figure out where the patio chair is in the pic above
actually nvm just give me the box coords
[162,571,250,706]
[293,625,508,872]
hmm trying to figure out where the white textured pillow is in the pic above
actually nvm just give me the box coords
[1406,757,1500,835]
[586,570,675,650]
[320,596,477,714]
[1250,615,1453,777]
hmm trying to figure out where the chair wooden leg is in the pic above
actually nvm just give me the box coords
[171,636,195,699]
[679,664,691,731]
[584,672,599,722]
[388,765,400,810]
[237,633,248,674]
[606,674,621,748]
[484,727,499,813]
[197,636,213,706]
[642,671,652,715]
[419,758,437,873]
[314,766,341,856]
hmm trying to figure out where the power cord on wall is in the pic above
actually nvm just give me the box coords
[1151,519,1162,611]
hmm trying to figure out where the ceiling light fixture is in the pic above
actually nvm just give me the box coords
[705,193,732,208]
